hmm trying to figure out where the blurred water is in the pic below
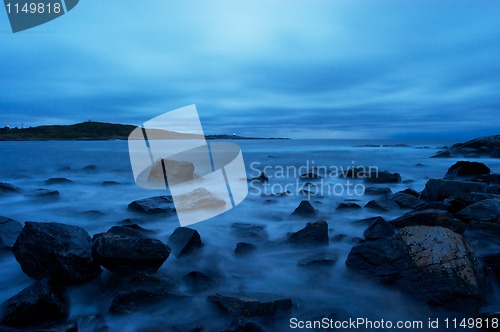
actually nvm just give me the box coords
[0,139,499,331]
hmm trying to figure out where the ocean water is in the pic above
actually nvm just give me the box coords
[0,139,499,331]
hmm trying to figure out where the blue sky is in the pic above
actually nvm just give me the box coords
[1,0,499,139]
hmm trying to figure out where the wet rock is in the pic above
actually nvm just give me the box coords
[24,189,60,199]
[365,196,400,212]
[363,219,395,241]
[130,271,179,291]
[387,192,426,209]
[390,209,465,234]
[455,199,500,224]
[467,192,500,203]
[365,170,401,184]
[230,223,268,242]
[223,319,263,332]
[45,178,73,185]
[107,225,155,238]
[0,216,22,248]
[128,195,175,214]
[234,242,257,256]
[297,252,338,267]
[420,179,487,202]
[347,226,487,310]
[473,173,500,185]
[102,181,121,186]
[487,185,500,195]
[291,200,317,217]
[445,161,490,179]
[431,151,452,158]
[82,165,98,172]
[400,188,420,197]
[183,271,216,292]
[479,253,500,281]
[364,187,392,195]
[336,202,362,210]
[0,279,69,328]
[13,222,101,283]
[354,216,386,226]
[299,172,321,179]
[76,314,108,332]
[167,227,203,258]
[92,230,170,273]
[288,220,329,245]
[207,293,292,318]
[249,172,268,183]
[174,188,226,211]
[148,158,194,185]
[109,289,183,314]
[433,134,500,158]
[0,183,22,195]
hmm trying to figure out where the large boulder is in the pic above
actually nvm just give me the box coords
[364,170,401,184]
[390,209,466,234]
[420,179,487,202]
[445,161,490,179]
[363,219,395,241]
[287,220,329,245]
[0,216,22,248]
[167,227,203,258]
[0,279,69,328]
[207,293,292,317]
[13,222,102,283]
[148,158,195,185]
[346,226,487,310]
[455,199,500,224]
[92,229,171,273]
[174,187,226,211]
[128,195,176,214]
[291,200,317,217]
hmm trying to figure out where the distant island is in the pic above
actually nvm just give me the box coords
[0,121,287,141]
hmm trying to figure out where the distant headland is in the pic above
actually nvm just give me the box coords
[0,121,288,141]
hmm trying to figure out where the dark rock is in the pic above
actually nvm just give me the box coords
[0,279,69,328]
[109,289,182,314]
[82,165,97,172]
[102,181,121,186]
[107,225,155,238]
[354,216,386,225]
[455,199,500,224]
[183,271,216,291]
[297,252,338,267]
[336,202,362,210]
[13,222,101,283]
[346,225,487,310]
[262,191,290,197]
[0,183,22,195]
[445,161,490,179]
[24,189,60,199]
[207,293,292,317]
[130,271,179,291]
[167,227,203,258]
[291,200,317,217]
[436,135,500,158]
[365,170,401,184]
[400,188,420,197]
[391,209,465,234]
[467,192,500,203]
[431,151,452,158]
[478,304,500,320]
[364,187,392,195]
[37,320,77,332]
[288,220,329,245]
[339,167,367,178]
[230,223,268,242]
[148,158,194,185]
[420,179,487,202]
[76,314,108,332]
[479,253,500,281]
[249,172,268,183]
[127,195,175,214]
[387,192,426,209]
[223,319,263,332]
[363,219,395,241]
[365,197,400,212]
[0,216,22,248]
[487,185,500,195]
[234,242,257,256]
[299,172,321,180]
[415,163,426,167]
[45,178,73,185]
[92,231,170,273]
[472,173,500,185]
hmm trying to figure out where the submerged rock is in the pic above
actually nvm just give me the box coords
[432,134,500,158]
[13,222,101,283]
[387,192,426,209]
[0,182,22,195]
[109,289,183,314]
[45,178,73,185]
[365,196,400,212]
[0,279,69,328]
[0,216,22,248]
[336,202,362,210]
[364,187,392,196]
[365,170,401,184]
[128,195,175,214]
[420,179,487,201]
[207,293,292,317]
[297,252,338,267]
[230,223,269,242]
[292,200,317,217]
[249,172,268,183]
[445,161,490,179]
[391,209,466,234]
[288,220,329,245]
[24,189,60,199]
[183,271,216,292]
[234,242,257,256]
[167,227,203,258]
[456,199,500,224]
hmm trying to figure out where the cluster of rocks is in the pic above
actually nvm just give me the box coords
[432,134,500,158]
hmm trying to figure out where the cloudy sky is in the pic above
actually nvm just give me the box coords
[1,0,499,139]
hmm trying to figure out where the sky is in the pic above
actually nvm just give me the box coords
[1,0,500,139]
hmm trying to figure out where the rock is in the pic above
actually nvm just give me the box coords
[207,293,292,317]
[297,252,338,267]
[13,222,101,283]
[288,220,329,245]
[445,161,490,179]
[299,172,321,179]
[127,195,175,214]
[363,219,395,241]
[292,200,317,217]
[76,314,108,332]
[24,189,60,199]
[0,183,22,195]
[354,216,386,225]
[45,178,73,185]
[223,319,263,332]
[455,199,500,224]
[249,172,268,183]
[148,158,194,185]
[467,192,500,203]
[82,164,98,172]
[234,242,257,256]
[365,197,400,212]
[0,216,22,248]
[346,226,487,310]
[431,151,452,158]
[387,192,426,209]
[0,279,69,328]
[364,187,392,195]
[109,289,182,314]
[365,170,401,184]
[441,135,500,158]
[174,188,226,211]
[400,188,420,197]
[339,167,367,178]
[167,227,203,258]
[478,304,500,320]
[92,231,170,273]
[230,223,268,242]
[472,174,500,185]
[420,179,487,201]
[336,202,362,210]
[390,209,465,234]
[487,185,500,195]
[183,271,216,291]
[102,181,121,186]
[107,225,154,238]
[130,271,179,291]
[479,253,500,281]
